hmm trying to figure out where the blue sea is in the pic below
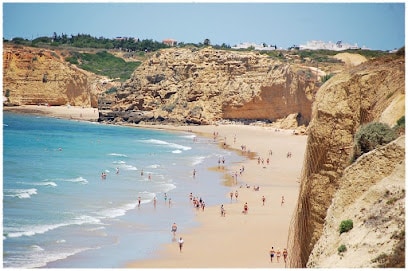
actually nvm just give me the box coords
[3,112,243,268]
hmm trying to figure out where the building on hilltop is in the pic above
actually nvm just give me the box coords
[299,40,367,51]
[162,39,177,47]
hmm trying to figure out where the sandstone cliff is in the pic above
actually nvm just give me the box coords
[307,136,405,268]
[3,44,115,107]
[288,53,405,267]
[98,47,322,126]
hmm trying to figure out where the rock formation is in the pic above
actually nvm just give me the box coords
[3,44,114,107]
[98,47,320,126]
[307,136,405,267]
[288,54,405,267]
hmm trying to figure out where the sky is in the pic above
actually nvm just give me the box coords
[2,1,405,51]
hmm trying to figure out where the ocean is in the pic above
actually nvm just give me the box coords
[3,112,243,268]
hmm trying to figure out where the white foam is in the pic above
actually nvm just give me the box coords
[180,134,196,139]
[63,177,88,184]
[112,160,126,164]
[172,150,182,154]
[121,164,138,171]
[5,215,102,239]
[30,245,44,251]
[4,188,37,199]
[158,183,177,193]
[95,200,149,219]
[108,153,128,157]
[148,164,160,169]
[192,156,206,166]
[140,139,192,151]
[16,246,97,268]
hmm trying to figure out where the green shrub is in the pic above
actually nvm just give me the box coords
[338,244,347,254]
[105,87,117,95]
[353,122,397,160]
[396,116,405,127]
[321,73,334,83]
[339,219,353,234]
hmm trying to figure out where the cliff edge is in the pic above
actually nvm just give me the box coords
[3,44,116,107]
[288,53,405,267]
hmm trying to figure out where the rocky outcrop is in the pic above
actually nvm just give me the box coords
[98,47,319,125]
[307,136,405,268]
[3,44,114,107]
[288,54,405,267]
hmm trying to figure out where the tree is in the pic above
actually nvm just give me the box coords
[203,38,211,46]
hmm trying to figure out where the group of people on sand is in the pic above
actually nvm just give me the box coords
[269,246,289,265]
[229,190,239,202]
[189,192,206,211]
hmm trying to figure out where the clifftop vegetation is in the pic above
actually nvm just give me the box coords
[65,51,141,82]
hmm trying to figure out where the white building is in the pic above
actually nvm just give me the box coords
[299,40,364,51]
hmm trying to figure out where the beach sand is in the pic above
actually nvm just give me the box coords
[3,105,99,121]
[4,106,307,268]
[127,124,307,268]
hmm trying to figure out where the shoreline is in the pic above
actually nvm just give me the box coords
[3,105,99,121]
[126,124,306,268]
[4,105,307,268]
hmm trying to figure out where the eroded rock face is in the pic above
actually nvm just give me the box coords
[98,47,319,125]
[3,44,113,107]
[288,55,405,267]
[307,136,405,268]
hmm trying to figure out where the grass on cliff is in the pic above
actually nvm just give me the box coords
[65,51,141,81]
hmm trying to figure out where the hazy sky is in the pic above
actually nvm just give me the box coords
[2,1,405,51]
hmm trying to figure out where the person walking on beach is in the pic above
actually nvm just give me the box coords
[178,237,184,252]
[171,222,177,236]
[281,196,285,206]
[276,248,281,263]
[220,204,226,217]
[283,248,288,265]
[138,197,141,208]
[270,247,275,263]
[235,190,239,201]
[230,191,233,202]
[153,196,157,208]
[243,202,248,214]
[262,195,266,206]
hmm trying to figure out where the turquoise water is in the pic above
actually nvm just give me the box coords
[3,112,242,268]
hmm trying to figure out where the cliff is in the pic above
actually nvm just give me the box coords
[288,54,405,267]
[98,47,322,126]
[307,136,405,268]
[3,44,115,107]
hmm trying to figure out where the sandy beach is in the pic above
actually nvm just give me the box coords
[127,124,307,268]
[4,106,307,268]
[3,105,99,121]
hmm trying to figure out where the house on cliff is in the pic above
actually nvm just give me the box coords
[162,39,177,47]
